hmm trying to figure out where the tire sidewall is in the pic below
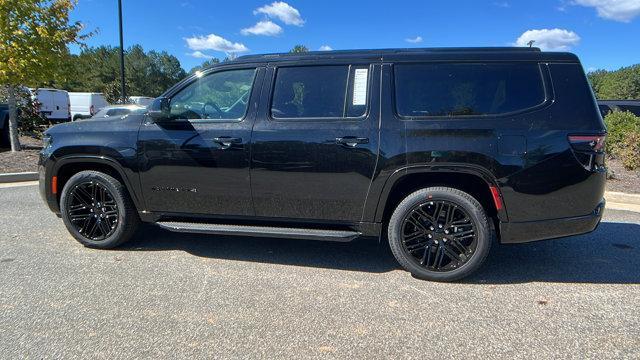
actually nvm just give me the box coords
[388,187,491,282]
[60,172,129,248]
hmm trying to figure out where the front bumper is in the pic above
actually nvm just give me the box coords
[39,156,60,215]
[499,199,605,244]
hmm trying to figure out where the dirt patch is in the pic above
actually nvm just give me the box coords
[0,149,40,173]
[0,135,42,173]
[0,136,42,174]
[18,135,43,149]
[607,158,640,194]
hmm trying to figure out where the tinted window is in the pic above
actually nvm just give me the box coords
[170,68,255,120]
[271,65,368,119]
[394,63,546,117]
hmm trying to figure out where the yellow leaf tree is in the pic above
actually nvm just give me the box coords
[0,0,89,151]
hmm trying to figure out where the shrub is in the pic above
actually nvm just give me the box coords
[1,87,51,138]
[619,131,640,171]
[604,111,640,155]
[17,97,51,136]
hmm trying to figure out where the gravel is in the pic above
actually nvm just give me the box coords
[1,184,639,359]
[607,158,640,194]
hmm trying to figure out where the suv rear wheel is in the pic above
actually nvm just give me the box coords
[60,171,139,249]
[388,187,491,282]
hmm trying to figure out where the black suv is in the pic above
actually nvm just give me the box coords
[39,48,606,281]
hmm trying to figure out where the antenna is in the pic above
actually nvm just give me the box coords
[527,40,535,48]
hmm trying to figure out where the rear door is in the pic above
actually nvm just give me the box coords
[250,63,380,222]
[53,91,70,120]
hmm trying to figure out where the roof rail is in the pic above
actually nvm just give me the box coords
[234,47,542,62]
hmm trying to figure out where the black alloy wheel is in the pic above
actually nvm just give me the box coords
[60,171,139,249]
[401,200,477,272]
[66,180,119,241]
[388,187,491,282]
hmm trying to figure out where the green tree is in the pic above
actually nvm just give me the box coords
[188,58,221,75]
[587,64,640,100]
[289,45,309,53]
[0,0,89,151]
[60,45,187,102]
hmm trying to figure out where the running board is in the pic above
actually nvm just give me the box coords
[155,221,361,242]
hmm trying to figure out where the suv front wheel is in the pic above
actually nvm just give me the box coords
[388,187,491,282]
[60,170,139,249]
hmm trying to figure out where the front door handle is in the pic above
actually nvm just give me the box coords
[213,136,242,148]
[336,136,369,147]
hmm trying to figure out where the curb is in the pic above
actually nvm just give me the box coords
[605,191,640,206]
[0,172,38,183]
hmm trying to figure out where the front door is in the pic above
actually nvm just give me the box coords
[138,66,263,216]
[250,63,380,222]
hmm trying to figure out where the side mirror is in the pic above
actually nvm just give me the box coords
[147,97,171,121]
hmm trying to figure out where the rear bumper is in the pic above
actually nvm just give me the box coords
[499,199,605,244]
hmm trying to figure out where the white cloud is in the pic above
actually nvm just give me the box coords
[188,51,214,59]
[241,20,283,36]
[185,34,249,53]
[318,45,333,51]
[573,0,640,22]
[254,1,305,26]
[405,36,423,44]
[514,28,580,51]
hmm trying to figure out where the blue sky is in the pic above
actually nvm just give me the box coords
[71,0,640,72]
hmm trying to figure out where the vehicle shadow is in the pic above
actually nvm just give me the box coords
[120,222,640,284]
[121,224,400,273]
[468,221,640,284]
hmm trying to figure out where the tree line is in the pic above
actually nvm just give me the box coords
[62,44,639,103]
[55,44,312,103]
[588,64,640,100]
[58,45,187,103]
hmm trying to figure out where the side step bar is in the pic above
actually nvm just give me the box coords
[156,221,361,242]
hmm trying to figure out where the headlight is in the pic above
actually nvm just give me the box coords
[42,134,52,149]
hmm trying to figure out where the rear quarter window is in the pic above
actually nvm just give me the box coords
[394,63,546,118]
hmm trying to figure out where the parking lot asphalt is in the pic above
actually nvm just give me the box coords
[1,184,639,359]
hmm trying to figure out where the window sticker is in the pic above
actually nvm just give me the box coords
[352,68,368,106]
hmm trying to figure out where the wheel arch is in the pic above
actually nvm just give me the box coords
[374,165,508,226]
[52,156,143,213]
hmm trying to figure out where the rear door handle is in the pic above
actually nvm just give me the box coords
[213,136,242,148]
[336,136,369,147]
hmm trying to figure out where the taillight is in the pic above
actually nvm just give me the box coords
[568,134,606,153]
[90,105,95,115]
[568,134,606,170]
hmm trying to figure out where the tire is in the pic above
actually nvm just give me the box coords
[387,187,491,282]
[60,170,140,249]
